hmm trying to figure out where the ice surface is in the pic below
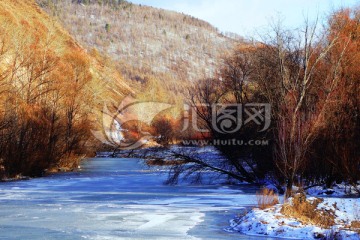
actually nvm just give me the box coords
[0,157,264,239]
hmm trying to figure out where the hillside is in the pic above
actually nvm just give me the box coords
[0,0,130,177]
[0,0,132,129]
[37,0,238,88]
[0,0,130,95]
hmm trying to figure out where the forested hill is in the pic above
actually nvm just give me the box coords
[37,0,239,86]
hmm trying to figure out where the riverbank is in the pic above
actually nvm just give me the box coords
[0,153,88,182]
[229,188,360,239]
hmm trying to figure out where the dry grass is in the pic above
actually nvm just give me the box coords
[350,221,360,231]
[350,201,360,233]
[256,188,280,209]
[280,192,335,228]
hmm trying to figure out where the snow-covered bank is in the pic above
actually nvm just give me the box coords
[229,195,360,239]
[307,183,360,197]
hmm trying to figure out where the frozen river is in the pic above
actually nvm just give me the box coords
[0,157,272,239]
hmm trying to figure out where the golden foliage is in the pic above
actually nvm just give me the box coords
[0,0,130,178]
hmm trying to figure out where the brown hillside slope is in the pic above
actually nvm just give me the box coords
[0,0,132,116]
[0,0,131,98]
[0,0,130,177]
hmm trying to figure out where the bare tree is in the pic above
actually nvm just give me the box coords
[250,18,349,198]
[165,46,272,184]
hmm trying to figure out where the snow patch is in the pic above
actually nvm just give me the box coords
[230,198,360,239]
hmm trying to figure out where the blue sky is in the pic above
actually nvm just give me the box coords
[129,0,359,37]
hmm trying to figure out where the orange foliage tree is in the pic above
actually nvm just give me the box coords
[0,23,95,177]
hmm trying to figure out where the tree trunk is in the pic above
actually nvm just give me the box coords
[285,178,293,199]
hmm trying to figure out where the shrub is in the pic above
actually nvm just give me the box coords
[256,188,279,209]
